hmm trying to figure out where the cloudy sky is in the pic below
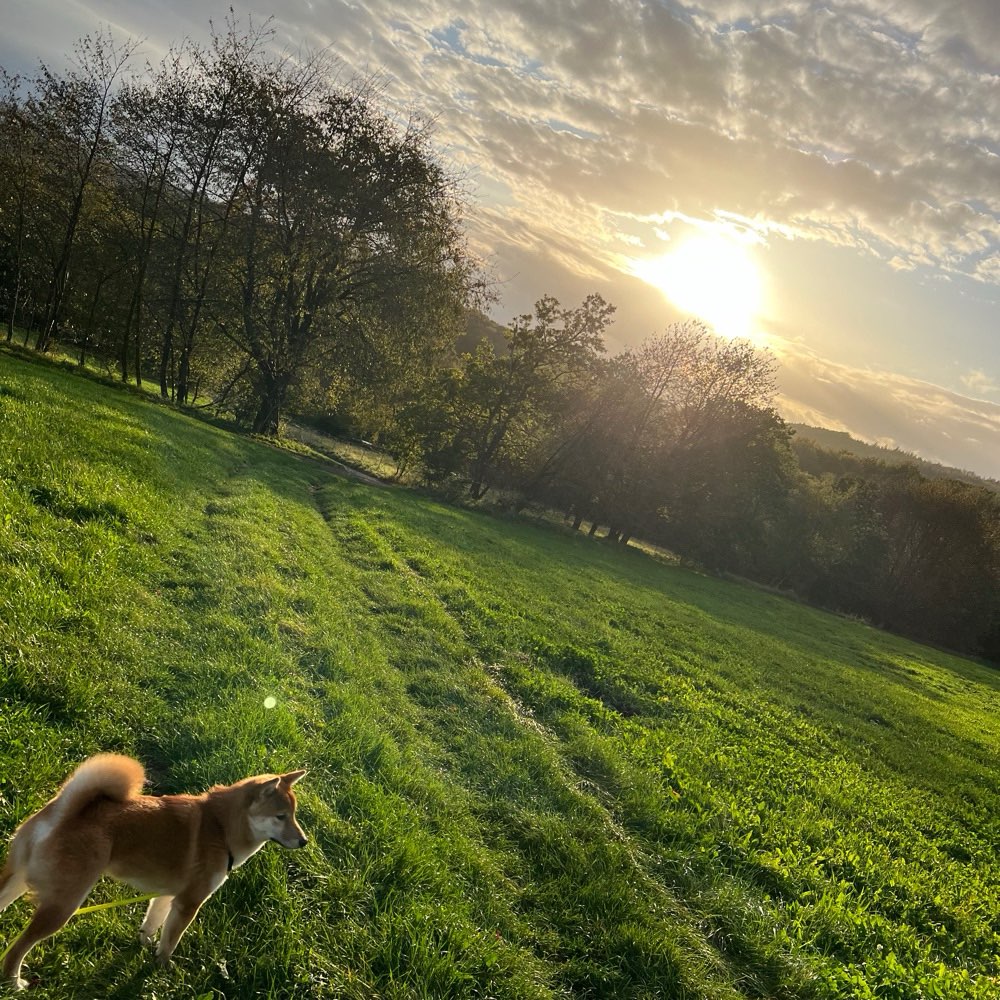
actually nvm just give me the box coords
[4,0,999,477]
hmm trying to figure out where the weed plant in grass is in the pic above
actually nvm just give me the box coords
[1,348,999,999]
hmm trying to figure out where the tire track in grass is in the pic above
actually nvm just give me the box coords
[262,475,569,998]
[314,483,769,999]
[478,659,785,999]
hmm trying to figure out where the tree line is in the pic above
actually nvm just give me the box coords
[0,21,479,432]
[1,24,997,663]
[383,296,1000,662]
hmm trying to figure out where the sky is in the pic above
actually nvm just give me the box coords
[3,0,999,478]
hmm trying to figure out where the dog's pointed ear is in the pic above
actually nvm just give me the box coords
[257,776,282,797]
[280,770,307,787]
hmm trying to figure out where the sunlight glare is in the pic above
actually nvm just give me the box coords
[632,232,763,340]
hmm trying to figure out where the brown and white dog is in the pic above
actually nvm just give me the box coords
[0,754,308,990]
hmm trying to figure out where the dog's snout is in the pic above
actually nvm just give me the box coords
[297,836,308,848]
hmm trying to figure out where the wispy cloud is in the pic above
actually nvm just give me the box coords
[288,0,1000,286]
[774,342,1000,478]
[13,0,993,287]
[961,369,1000,399]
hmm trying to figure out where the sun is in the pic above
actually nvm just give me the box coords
[631,232,763,340]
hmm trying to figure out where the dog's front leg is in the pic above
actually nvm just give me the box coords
[155,896,202,967]
[139,895,173,945]
[155,892,210,966]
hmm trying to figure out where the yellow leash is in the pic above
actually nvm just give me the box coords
[72,893,157,916]
[1,893,157,965]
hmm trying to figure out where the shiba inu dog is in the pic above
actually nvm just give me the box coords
[0,754,308,990]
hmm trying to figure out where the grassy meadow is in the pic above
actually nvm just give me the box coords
[1,348,999,999]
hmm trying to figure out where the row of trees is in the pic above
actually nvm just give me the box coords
[2,24,996,662]
[787,445,999,659]
[374,297,999,661]
[0,22,479,432]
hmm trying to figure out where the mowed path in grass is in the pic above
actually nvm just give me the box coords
[0,349,998,1000]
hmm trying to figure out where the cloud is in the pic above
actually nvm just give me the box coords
[5,0,996,292]
[380,0,998,296]
[775,344,1000,479]
[960,369,1000,398]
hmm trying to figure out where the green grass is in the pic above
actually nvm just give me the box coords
[1,348,999,999]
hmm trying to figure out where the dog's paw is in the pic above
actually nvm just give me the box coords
[154,951,172,969]
[11,977,28,992]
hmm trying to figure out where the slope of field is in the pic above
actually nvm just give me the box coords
[1,350,999,1000]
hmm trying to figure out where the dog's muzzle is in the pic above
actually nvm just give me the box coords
[272,836,308,848]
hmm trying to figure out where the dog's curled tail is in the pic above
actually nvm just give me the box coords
[51,754,146,818]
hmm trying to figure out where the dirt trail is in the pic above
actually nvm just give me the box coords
[254,437,390,487]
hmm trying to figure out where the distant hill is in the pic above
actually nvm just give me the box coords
[790,423,1000,492]
[456,309,509,354]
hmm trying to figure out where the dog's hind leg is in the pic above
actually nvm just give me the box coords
[139,896,173,945]
[0,865,28,912]
[2,893,86,991]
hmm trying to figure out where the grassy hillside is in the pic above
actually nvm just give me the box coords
[1,350,999,1000]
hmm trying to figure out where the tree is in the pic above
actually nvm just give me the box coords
[106,46,200,385]
[149,22,276,402]
[20,33,137,352]
[211,61,479,434]
[652,403,796,571]
[870,477,998,648]
[463,295,613,498]
[527,320,782,543]
[0,71,44,342]
[395,296,613,497]
[773,453,1000,660]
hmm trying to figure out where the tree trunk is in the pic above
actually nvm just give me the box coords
[158,325,174,398]
[6,266,21,343]
[251,395,280,435]
[468,480,490,501]
[250,370,290,435]
[119,313,132,381]
[38,226,75,353]
[6,196,27,344]
[38,132,100,353]
[134,323,143,387]
[177,348,191,405]
[176,289,206,404]
[120,275,143,382]
[80,272,106,367]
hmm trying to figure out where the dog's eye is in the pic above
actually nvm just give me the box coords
[276,813,287,821]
